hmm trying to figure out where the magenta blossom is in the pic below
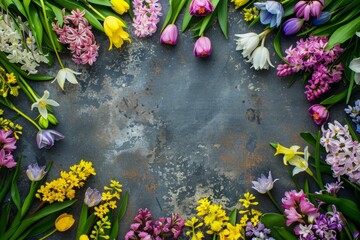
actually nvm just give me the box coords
[160,24,178,45]
[193,36,212,58]
[308,104,329,125]
[0,149,16,168]
[36,129,64,149]
[294,0,325,21]
[189,0,214,16]
[0,129,17,151]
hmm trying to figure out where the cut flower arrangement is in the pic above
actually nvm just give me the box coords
[0,0,360,239]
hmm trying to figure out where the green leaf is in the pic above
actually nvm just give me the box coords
[11,157,22,211]
[182,0,193,32]
[228,208,237,225]
[28,3,44,52]
[269,142,278,149]
[320,88,349,105]
[109,191,129,239]
[261,213,295,239]
[217,0,228,39]
[274,27,287,62]
[309,194,360,226]
[326,15,360,50]
[300,132,317,148]
[345,118,359,142]
[0,202,11,235]
[161,0,175,32]
[86,0,112,7]
[5,200,77,240]
[314,131,324,189]
[273,226,298,240]
[46,2,63,26]
[75,203,89,240]
[53,0,104,31]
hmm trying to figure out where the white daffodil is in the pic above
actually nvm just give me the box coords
[53,68,80,90]
[349,57,360,85]
[247,37,274,70]
[288,146,313,176]
[31,90,59,119]
[235,32,260,58]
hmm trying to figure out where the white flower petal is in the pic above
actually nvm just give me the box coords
[46,99,60,107]
[349,57,360,73]
[38,106,48,119]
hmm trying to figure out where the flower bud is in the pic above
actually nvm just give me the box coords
[160,24,178,45]
[193,36,212,58]
[312,11,331,26]
[36,129,64,149]
[283,18,304,36]
[110,0,130,15]
[308,104,329,125]
[84,187,102,207]
[189,0,214,16]
[47,114,59,125]
[26,163,47,181]
[38,116,49,129]
[55,213,75,232]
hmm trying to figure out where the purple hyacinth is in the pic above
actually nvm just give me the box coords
[345,99,360,133]
[246,221,274,239]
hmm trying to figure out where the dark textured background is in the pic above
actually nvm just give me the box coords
[12,1,359,239]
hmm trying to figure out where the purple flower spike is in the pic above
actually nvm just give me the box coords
[193,36,212,58]
[189,0,214,16]
[254,1,284,28]
[283,18,304,36]
[160,24,178,45]
[308,104,329,125]
[36,129,64,149]
[294,0,325,21]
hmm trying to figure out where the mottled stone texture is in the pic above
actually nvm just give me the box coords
[15,1,359,239]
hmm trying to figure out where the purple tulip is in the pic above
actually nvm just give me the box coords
[312,11,331,26]
[189,0,214,16]
[36,129,64,149]
[84,187,102,207]
[308,104,329,125]
[26,163,47,181]
[254,1,284,28]
[193,36,212,58]
[160,24,178,45]
[283,18,304,36]
[294,0,325,21]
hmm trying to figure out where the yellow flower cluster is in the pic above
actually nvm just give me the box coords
[230,0,250,9]
[238,192,262,228]
[36,160,96,203]
[0,109,22,139]
[0,67,20,98]
[90,216,111,240]
[243,7,259,22]
[94,180,122,219]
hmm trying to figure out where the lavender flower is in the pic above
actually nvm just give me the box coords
[189,0,214,16]
[36,129,64,149]
[324,181,343,195]
[252,171,278,194]
[246,221,274,240]
[26,163,47,181]
[308,104,329,125]
[254,1,284,27]
[193,36,212,58]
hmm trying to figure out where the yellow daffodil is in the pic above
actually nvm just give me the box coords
[274,143,304,165]
[103,16,131,50]
[110,0,130,15]
[288,146,313,176]
[231,0,250,9]
[55,213,75,231]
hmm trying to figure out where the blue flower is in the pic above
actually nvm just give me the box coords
[312,11,331,26]
[254,1,284,28]
[283,18,304,36]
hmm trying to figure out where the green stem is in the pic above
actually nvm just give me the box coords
[10,105,41,130]
[39,0,64,69]
[171,0,187,24]
[20,181,36,218]
[84,2,106,20]
[267,191,282,213]
[38,228,57,240]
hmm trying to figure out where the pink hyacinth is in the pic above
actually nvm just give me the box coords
[277,36,344,101]
[52,9,99,65]
[132,0,162,38]
[0,149,16,168]
[0,129,17,151]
